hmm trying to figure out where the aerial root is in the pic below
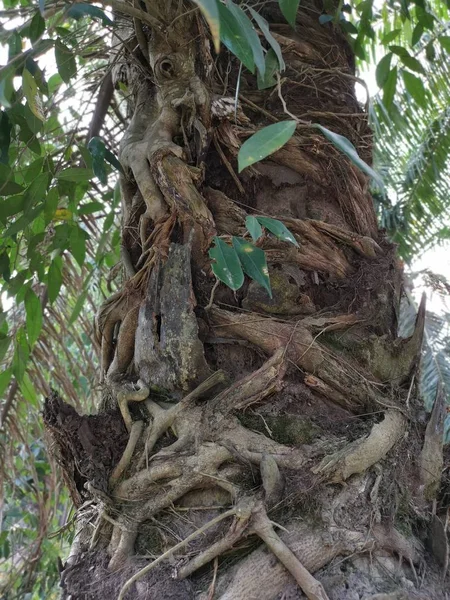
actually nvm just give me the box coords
[117,507,238,600]
[116,380,149,433]
[250,504,330,600]
[109,420,144,488]
[136,370,227,469]
[312,409,406,482]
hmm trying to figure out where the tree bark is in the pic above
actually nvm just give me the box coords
[43,2,448,599]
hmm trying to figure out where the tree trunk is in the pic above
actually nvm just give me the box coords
[43,2,448,599]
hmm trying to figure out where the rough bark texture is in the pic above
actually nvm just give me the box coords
[43,1,449,599]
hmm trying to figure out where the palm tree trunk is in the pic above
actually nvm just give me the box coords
[44,2,447,598]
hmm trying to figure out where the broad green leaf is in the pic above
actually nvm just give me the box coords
[246,215,263,241]
[232,236,272,297]
[319,15,333,24]
[224,1,265,76]
[192,0,220,53]
[0,334,11,362]
[381,29,401,45]
[375,52,392,88]
[55,40,77,83]
[67,3,114,26]
[29,13,45,44]
[0,368,12,398]
[0,252,10,281]
[47,257,62,303]
[23,172,50,211]
[0,165,23,196]
[238,121,297,172]
[249,8,285,71]
[402,70,426,108]
[0,71,14,108]
[3,204,44,238]
[257,49,279,90]
[47,73,63,95]
[88,136,107,184]
[57,167,94,182]
[69,225,87,267]
[69,289,88,324]
[78,201,104,215]
[382,65,398,111]
[19,372,38,407]
[44,187,59,222]
[25,288,42,346]
[12,328,29,383]
[314,124,384,189]
[279,0,300,28]
[104,148,124,174]
[8,32,22,62]
[411,22,424,46]
[438,36,450,52]
[425,41,436,62]
[209,236,244,290]
[256,216,299,246]
[217,0,255,73]
[401,55,425,75]
[22,69,44,121]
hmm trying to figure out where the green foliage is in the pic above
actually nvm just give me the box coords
[238,120,297,171]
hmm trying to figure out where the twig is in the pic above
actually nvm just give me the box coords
[109,420,144,488]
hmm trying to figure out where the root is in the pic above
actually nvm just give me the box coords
[117,507,237,600]
[109,420,144,488]
[251,504,330,600]
[116,380,149,433]
[312,409,406,482]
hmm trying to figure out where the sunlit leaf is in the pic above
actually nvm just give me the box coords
[57,167,93,182]
[209,236,244,290]
[29,13,45,44]
[0,333,11,362]
[402,70,426,108]
[256,216,299,246]
[232,236,272,297]
[224,1,265,76]
[22,69,44,121]
[314,124,384,188]
[238,121,297,171]
[376,53,392,88]
[88,136,107,184]
[19,372,38,407]
[69,225,87,267]
[0,368,12,398]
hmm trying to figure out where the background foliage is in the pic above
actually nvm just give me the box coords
[0,0,449,597]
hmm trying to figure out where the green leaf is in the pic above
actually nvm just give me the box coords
[257,49,279,90]
[245,215,263,241]
[0,368,12,398]
[375,52,392,88]
[69,225,87,267]
[57,167,93,182]
[47,257,62,303]
[87,136,107,184]
[22,69,44,121]
[19,372,38,407]
[314,124,384,188]
[55,40,77,83]
[78,201,104,215]
[279,0,300,28]
[238,121,296,172]
[24,288,42,346]
[13,328,29,383]
[44,187,59,222]
[411,22,424,46]
[192,0,220,53]
[29,13,45,44]
[381,29,401,45]
[399,53,425,75]
[224,1,265,76]
[248,7,285,71]
[0,333,11,362]
[67,3,114,26]
[217,0,255,73]
[0,251,10,281]
[23,172,50,211]
[438,36,450,53]
[209,236,244,290]
[69,289,88,324]
[402,70,426,108]
[104,148,124,174]
[425,41,436,62]
[0,165,23,196]
[256,216,299,246]
[382,65,398,111]
[232,236,272,297]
